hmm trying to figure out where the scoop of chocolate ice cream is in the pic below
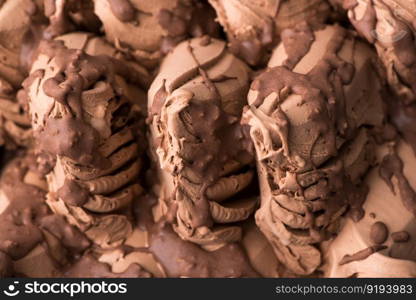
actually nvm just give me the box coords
[25,39,147,249]
[93,0,220,69]
[243,24,386,275]
[148,36,256,251]
[323,139,416,277]
[209,0,332,66]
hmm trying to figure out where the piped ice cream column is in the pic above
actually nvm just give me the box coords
[243,24,386,275]
[24,38,147,249]
[323,138,416,277]
[0,0,43,87]
[148,36,257,251]
[208,0,332,66]
[0,153,90,278]
[93,0,220,68]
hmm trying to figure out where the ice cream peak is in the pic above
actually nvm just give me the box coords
[148,36,257,250]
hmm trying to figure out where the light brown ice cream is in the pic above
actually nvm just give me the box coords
[243,24,386,275]
[24,38,147,249]
[148,36,256,251]
[208,0,332,66]
[323,139,416,277]
[93,0,220,68]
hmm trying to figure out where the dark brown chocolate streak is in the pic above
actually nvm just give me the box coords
[379,147,416,216]
[339,245,387,265]
[26,40,143,168]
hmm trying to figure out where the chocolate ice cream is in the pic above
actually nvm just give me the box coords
[24,38,147,248]
[243,24,386,275]
[148,36,256,250]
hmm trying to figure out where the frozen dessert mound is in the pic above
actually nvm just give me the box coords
[93,0,220,68]
[24,38,148,249]
[148,36,257,251]
[323,139,416,277]
[242,24,387,275]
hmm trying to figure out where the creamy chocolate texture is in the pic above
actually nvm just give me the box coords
[148,36,256,250]
[343,0,416,156]
[0,0,414,279]
[243,24,386,275]
[25,37,147,249]
[209,0,332,66]
[93,0,220,68]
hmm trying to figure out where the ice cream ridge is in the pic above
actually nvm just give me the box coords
[243,24,386,275]
[24,33,148,249]
[0,0,415,279]
[148,36,258,250]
